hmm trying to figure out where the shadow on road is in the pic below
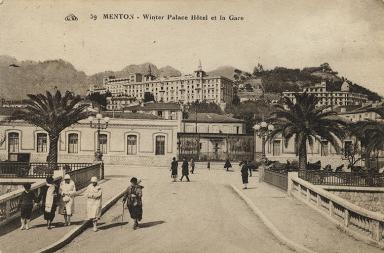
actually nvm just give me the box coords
[139,220,165,229]
[98,222,129,230]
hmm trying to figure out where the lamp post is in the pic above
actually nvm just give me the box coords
[253,121,274,162]
[88,113,109,162]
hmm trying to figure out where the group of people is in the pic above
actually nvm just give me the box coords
[171,157,192,182]
[19,174,144,232]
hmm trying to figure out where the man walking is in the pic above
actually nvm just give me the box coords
[180,157,190,182]
[123,177,144,230]
[190,158,195,174]
[170,157,178,182]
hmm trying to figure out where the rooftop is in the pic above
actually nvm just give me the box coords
[94,111,163,120]
[183,113,244,123]
[124,102,181,111]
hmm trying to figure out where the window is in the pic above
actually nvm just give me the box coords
[127,135,137,155]
[273,140,281,156]
[8,132,19,153]
[155,135,165,155]
[68,133,79,153]
[321,141,329,156]
[99,134,107,154]
[157,111,163,117]
[36,133,47,153]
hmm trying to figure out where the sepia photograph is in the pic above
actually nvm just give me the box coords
[0,0,384,252]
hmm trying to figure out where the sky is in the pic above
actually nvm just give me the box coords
[0,0,383,95]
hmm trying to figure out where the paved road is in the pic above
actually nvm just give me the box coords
[58,166,293,253]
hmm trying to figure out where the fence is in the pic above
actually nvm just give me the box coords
[263,169,288,191]
[0,162,102,227]
[298,170,384,187]
[0,162,93,178]
[289,172,384,244]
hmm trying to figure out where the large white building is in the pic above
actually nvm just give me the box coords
[283,81,368,107]
[101,64,235,108]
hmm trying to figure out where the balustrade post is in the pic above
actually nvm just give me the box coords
[344,209,350,227]
[316,194,321,207]
[329,201,334,217]
[5,199,10,219]
[371,220,383,242]
[259,163,265,183]
[100,162,104,180]
[306,188,310,202]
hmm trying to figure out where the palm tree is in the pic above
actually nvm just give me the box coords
[269,93,346,170]
[9,90,89,165]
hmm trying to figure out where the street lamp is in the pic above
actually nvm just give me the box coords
[88,113,109,161]
[253,121,274,162]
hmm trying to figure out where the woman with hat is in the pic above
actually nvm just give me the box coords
[86,176,102,232]
[38,176,59,229]
[123,177,144,230]
[59,174,76,226]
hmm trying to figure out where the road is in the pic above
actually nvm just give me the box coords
[58,165,293,253]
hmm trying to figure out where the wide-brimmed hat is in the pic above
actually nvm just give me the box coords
[91,176,98,183]
[64,174,71,180]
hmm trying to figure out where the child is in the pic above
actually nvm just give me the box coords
[20,183,37,230]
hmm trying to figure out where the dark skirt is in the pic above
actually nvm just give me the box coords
[242,175,248,184]
[43,205,57,221]
[128,205,143,221]
[21,205,33,219]
[171,169,178,177]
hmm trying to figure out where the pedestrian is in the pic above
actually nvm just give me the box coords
[38,176,59,229]
[123,177,144,230]
[59,174,76,226]
[224,159,232,171]
[207,161,210,170]
[241,161,249,189]
[86,176,102,232]
[20,183,38,230]
[190,158,195,174]
[180,157,190,182]
[170,157,178,182]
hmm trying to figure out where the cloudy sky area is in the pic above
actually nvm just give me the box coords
[0,0,383,94]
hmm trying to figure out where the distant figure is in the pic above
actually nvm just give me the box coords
[224,159,232,171]
[170,157,178,182]
[180,157,190,182]
[190,158,195,174]
[59,174,76,226]
[241,161,249,189]
[207,161,211,170]
[86,177,102,232]
[20,183,38,230]
[38,176,59,229]
[123,177,144,230]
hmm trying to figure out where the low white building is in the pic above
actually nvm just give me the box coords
[0,110,180,166]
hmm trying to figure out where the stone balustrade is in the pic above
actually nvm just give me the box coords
[288,172,384,245]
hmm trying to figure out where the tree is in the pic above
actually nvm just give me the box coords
[143,92,155,102]
[269,93,346,170]
[188,101,223,114]
[232,95,240,105]
[86,91,111,110]
[9,90,89,165]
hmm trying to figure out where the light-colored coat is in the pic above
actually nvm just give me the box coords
[86,184,102,220]
[59,180,76,215]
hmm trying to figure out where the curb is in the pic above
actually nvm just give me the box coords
[35,188,127,253]
[229,184,317,253]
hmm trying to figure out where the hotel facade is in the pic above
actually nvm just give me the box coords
[100,65,235,108]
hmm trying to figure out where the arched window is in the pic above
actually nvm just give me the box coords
[127,135,137,155]
[36,133,47,153]
[99,134,108,154]
[155,135,165,155]
[68,133,79,153]
[8,132,19,153]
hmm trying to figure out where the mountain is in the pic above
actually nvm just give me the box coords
[0,56,88,100]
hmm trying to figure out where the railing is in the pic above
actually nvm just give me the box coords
[264,169,288,191]
[298,170,384,187]
[0,162,93,178]
[68,163,103,190]
[289,172,384,244]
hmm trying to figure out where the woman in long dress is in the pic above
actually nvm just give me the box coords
[59,174,76,226]
[38,176,59,229]
[170,157,178,182]
[123,177,143,230]
[241,161,249,189]
[86,176,102,232]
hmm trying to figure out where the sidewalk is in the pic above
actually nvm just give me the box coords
[234,176,383,253]
[0,175,128,253]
